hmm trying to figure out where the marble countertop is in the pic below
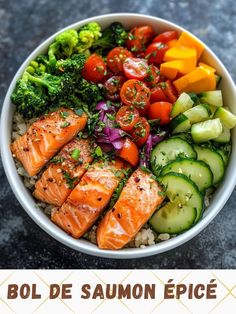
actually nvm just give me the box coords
[0,0,236,269]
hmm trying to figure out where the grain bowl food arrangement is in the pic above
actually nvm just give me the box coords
[2,14,236,258]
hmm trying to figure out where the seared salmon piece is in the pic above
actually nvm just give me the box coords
[51,158,128,238]
[11,109,87,176]
[97,168,165,250]
[33,138,94,207]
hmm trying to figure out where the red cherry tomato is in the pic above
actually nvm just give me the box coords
[159,80,178,103]
[116,105,140,132]
[123,58,149,80]
[150,86,169,103]
[144,65,160,87]
[82,54,107,83]
[152,31,178,43]
[126,26,154,53]
[117,138,139,167]
[145,42,169,64]
[148,101,172,125]
[130,117,150,147]
[103,75,126,101]
[107,47,133,74]
[120,79,151,114]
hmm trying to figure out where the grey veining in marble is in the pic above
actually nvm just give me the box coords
[0,0,236,269]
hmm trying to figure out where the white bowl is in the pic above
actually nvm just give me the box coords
[1,13,236,259]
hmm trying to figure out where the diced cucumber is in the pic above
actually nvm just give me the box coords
[199,90,223,107]
[213,127,231,143]
[215,75,222,86]
[171,93,194,118]
[149,173,203,233]
[208,105,218,117]
[149,202,197,234]
[161,158,213,191]
[193,145,225,185]
[151,138,197,175]
[191,118,223,143]
[214,107,236,129]
[170,114,191,134]
[188,93,200,105]
[184,104,211,124]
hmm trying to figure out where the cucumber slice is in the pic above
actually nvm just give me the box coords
[191,118,223,143]
[171,93,194,118]
[151,138,197,175]
[184,104,211,124]
[171,133,192,143]
[149,173,203,233]
[193,145,225,185]
[161,158,213,191]
[216,148,229,165]
[199,90,223,107]
[213,127,231,143]
[171,114,191,134]
[149,202,197,234]
[215,75,222,87]
[214,107,236,129]
[209,105,218,117]
[188,93,200,105]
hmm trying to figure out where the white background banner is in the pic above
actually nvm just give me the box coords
[0,270,235,313]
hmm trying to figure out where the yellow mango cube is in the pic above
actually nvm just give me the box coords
[178,32,204,60]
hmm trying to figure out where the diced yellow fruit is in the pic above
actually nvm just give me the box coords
[166,39,180,48]
[164,46,197,62]
[173,67,216,94]
[160,59,195,79]
[178,32,204,60]
[198,62,216,73]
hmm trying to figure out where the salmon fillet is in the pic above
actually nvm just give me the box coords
[33,138,95,207]
[11,109,87,176]
[51,158,128,238]
[97,168,165,250]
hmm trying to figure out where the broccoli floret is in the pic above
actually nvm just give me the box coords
[76,22,102,53]
[56,53,86,73]
[75,78,103,107]
[92,22,128,51]
[11,71,48,119]
[47,29,79,70]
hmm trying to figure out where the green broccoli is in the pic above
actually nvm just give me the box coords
[76,22,102,53]
[75,78,103,107]
[56,53,86,73]
[92,22,128,51]
[11,71,48,119]
[47,29,79,70]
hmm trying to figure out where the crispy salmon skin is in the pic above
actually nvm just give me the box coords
[11,109,87,176]
[33,138,95,207]
[51,158,128,238]
[97,168,165,250]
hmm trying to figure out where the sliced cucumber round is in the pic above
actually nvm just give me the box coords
[151,138,197,176]
[170,114,191,134]
[191,118,223,143]
[149,172,203,233]
[193,145,225,185]
[149,202,197,234]
[161,158,213,191]
[171,133,193,143]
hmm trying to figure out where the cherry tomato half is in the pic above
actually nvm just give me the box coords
[145,42,169,65]
[82,54,107,83]
[126,26,154,53]
[148,101,172,125]
[144,65,160,87]
[152,31,178,43]
[104,75,126,101]
[117,138,139,167]
[107,47,133,74]
[123,58,149,80]
[116,105,140,132]
[120,79,151,114]
[130,117,150,146]
[158,80,178,103]
[150,86,169,103]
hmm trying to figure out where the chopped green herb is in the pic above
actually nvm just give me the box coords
[75,108,84,116]
[63,171,76,189]
[106,113,115,121]
[60,121,71,128]
[71,148,81,160]
[60,111,69,119]
[94,146,103,157]
[50,156,64,164]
